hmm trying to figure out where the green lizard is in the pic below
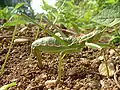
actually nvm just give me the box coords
[22,13,104,82]
[31,29,104,82]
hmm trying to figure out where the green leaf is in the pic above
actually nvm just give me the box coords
[11,3,25,14]
[92,5,120,27]
[105,0,117,4]
[3,19,27,27]
[2,14,27,27]
[109,35,120,44]
[22,14,69,46]
[0,82,16,90]
[97,43,110,48]
[71,22,80,34]
[85,42,102,49]
[42,0,54,11]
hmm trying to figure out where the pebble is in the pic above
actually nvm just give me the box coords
[98,56,104,60]
[17,82,22,87]
[19,27,27,33]
[45,80,57,88]
[109,49,115,56]
[14,38,29,44]
[100,80,105,88]
[98,61,115,76]
[67,67,77,76]
[25,84,32,90]
[40,73,47,79]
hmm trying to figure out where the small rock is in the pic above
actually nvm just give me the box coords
[14,38,29,44]
[45,80,57,88]
[73,84,81,90]
[18,82,22,87]
[109,49,115,56]
[19,55,22,59]
[25,84,33,90]
[29,64,32,68]
[11,78,18,82]
[41,73,47,79]
[100,80,105,88]
[19,27,27,33]
[26,84,44,90]
[67,67,77,76]
[98,56,104,60]
[98,61,115,76]
[80,58,85,61]
[80,87,86,90]
[55,32,62,37]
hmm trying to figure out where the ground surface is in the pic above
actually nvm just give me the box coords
[0,25,120,90]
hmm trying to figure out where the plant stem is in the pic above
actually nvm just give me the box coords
[0,26,17,74]
[0,82,16,90]
[57,52,66,82]
[103,49,109,78]
[112,48,120,56]
[28,27,40,60]
[34,48,43,68]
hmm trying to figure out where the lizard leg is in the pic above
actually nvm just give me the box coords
[57,52,66,83]
[34,48,43,68]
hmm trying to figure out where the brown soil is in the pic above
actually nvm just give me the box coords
[0,25,120,90]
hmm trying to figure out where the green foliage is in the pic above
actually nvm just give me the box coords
[54,0,98,30]
[0,3,30,27]
[0,3,30,74]
[109,30,120,44]
[85,42,102,49]
[92,4,120,27]
[0,82,16,90]
[92,3,120,44]
[41,0,119,34]
[0,7,11,20]
[0,1,34,21]
[40,0,82,34]
[22,14,69,46]
[35,0,120,46]
[0,3,24,20]
[2,14,27,27]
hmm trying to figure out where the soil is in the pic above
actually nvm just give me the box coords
[0,25,120,90]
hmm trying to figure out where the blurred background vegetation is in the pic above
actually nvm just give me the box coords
[0,0,120,33]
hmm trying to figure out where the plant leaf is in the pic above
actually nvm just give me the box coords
[21,14,69,46]
[85,42,102,49]
[97,43,110,48]
[0,82,16,90]
[92,5,120,27]
[11,3,25,14]
[2,14,27,27]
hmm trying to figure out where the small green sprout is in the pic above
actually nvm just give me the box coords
[0,82,16,90]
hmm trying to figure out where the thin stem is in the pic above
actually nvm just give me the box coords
[103,49,109,78]
[22,14,69,46]
[0,82,16,90]
[34,48,43,68]
[28,27,40,60]
[29,16,42,61]
[110,44,120,56]
[57,52,66,82]
[112,48,120,56]
[0,26,17,74]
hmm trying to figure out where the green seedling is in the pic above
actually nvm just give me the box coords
[31,29,104,82]
[0,3,27,74]
[0,82,16,90]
